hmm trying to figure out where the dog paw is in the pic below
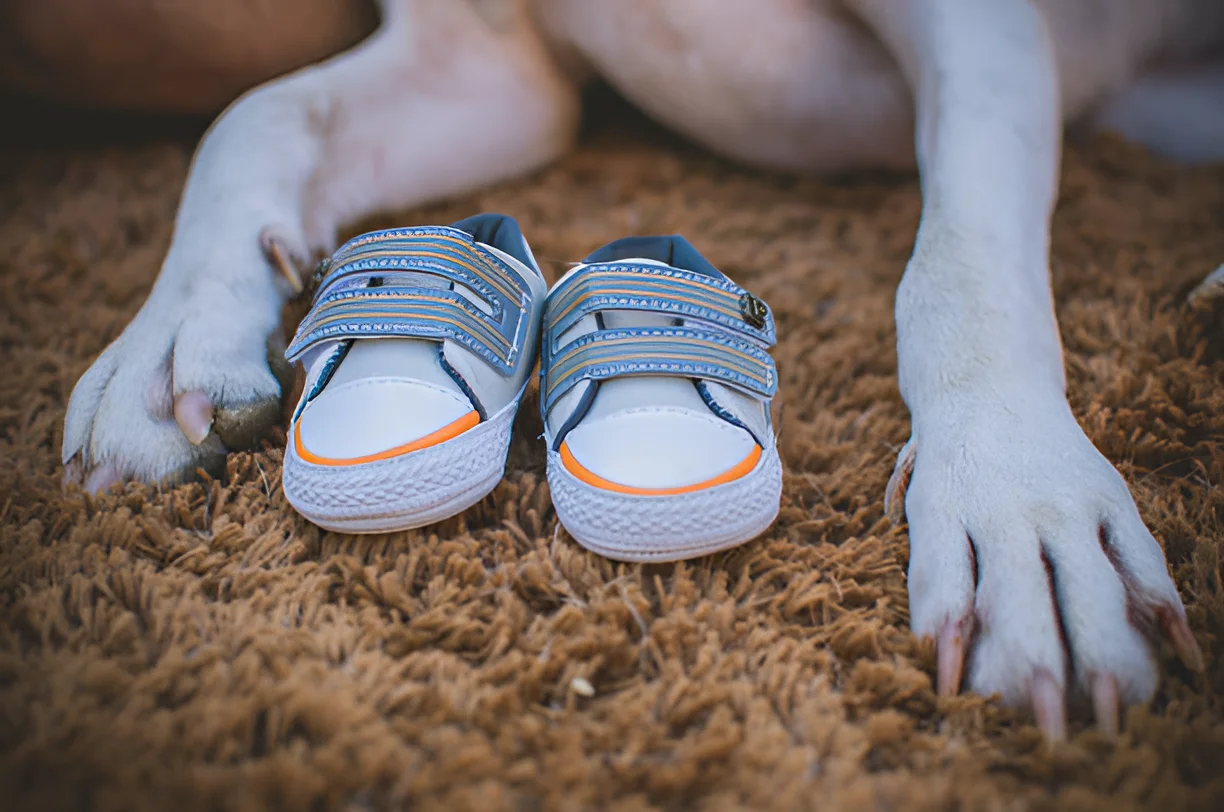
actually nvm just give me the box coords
[890,396,1202,739]
[63,287,293,492]
[1187,263,1224,307]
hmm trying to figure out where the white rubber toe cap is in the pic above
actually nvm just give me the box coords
[560,407,760,492]
[296,378,476,462]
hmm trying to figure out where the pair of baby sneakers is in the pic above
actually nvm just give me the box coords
[280,214,782,562]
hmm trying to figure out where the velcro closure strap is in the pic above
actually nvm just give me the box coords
[285,227,532,375]
[546,263,776,348]
[542,326,777,415]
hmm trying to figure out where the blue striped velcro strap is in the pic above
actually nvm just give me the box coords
[541,265,777,414]
[284,226,533,376]
[544,263,776,347]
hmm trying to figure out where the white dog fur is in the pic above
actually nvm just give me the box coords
[58,0,1223,739]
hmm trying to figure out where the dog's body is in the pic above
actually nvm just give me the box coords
[6,0,1222,738]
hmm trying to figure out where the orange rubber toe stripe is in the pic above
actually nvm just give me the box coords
[294,410,480,466]
[559,441,761,496]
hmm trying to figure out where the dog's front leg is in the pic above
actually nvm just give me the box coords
[845,0,1201,738]
[62,0,578,490]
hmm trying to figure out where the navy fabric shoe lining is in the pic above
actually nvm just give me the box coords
[582,235,727,281]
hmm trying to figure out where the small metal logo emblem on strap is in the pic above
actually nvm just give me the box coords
[739,292,768,329]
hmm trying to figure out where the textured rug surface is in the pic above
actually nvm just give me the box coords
[2,95,1224,812]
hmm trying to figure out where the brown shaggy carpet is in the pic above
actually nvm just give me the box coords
[2,91,1224,812]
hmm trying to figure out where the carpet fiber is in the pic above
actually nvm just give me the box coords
[2,95,1224,811]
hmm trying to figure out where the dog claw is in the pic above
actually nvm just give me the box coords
[1091,672,1119,737]
[936,617,968,697]
[1158,605,1204,672]
[260,226,307,295]
[63,456,83,488]
[1031,668,1067,742]
[1187,263,1224,307]
[885,437,916,526]
[83,462,122,495]
[174,390,215,445]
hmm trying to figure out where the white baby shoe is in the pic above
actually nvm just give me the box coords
[281,214,546,533]
[540,235,783,561]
